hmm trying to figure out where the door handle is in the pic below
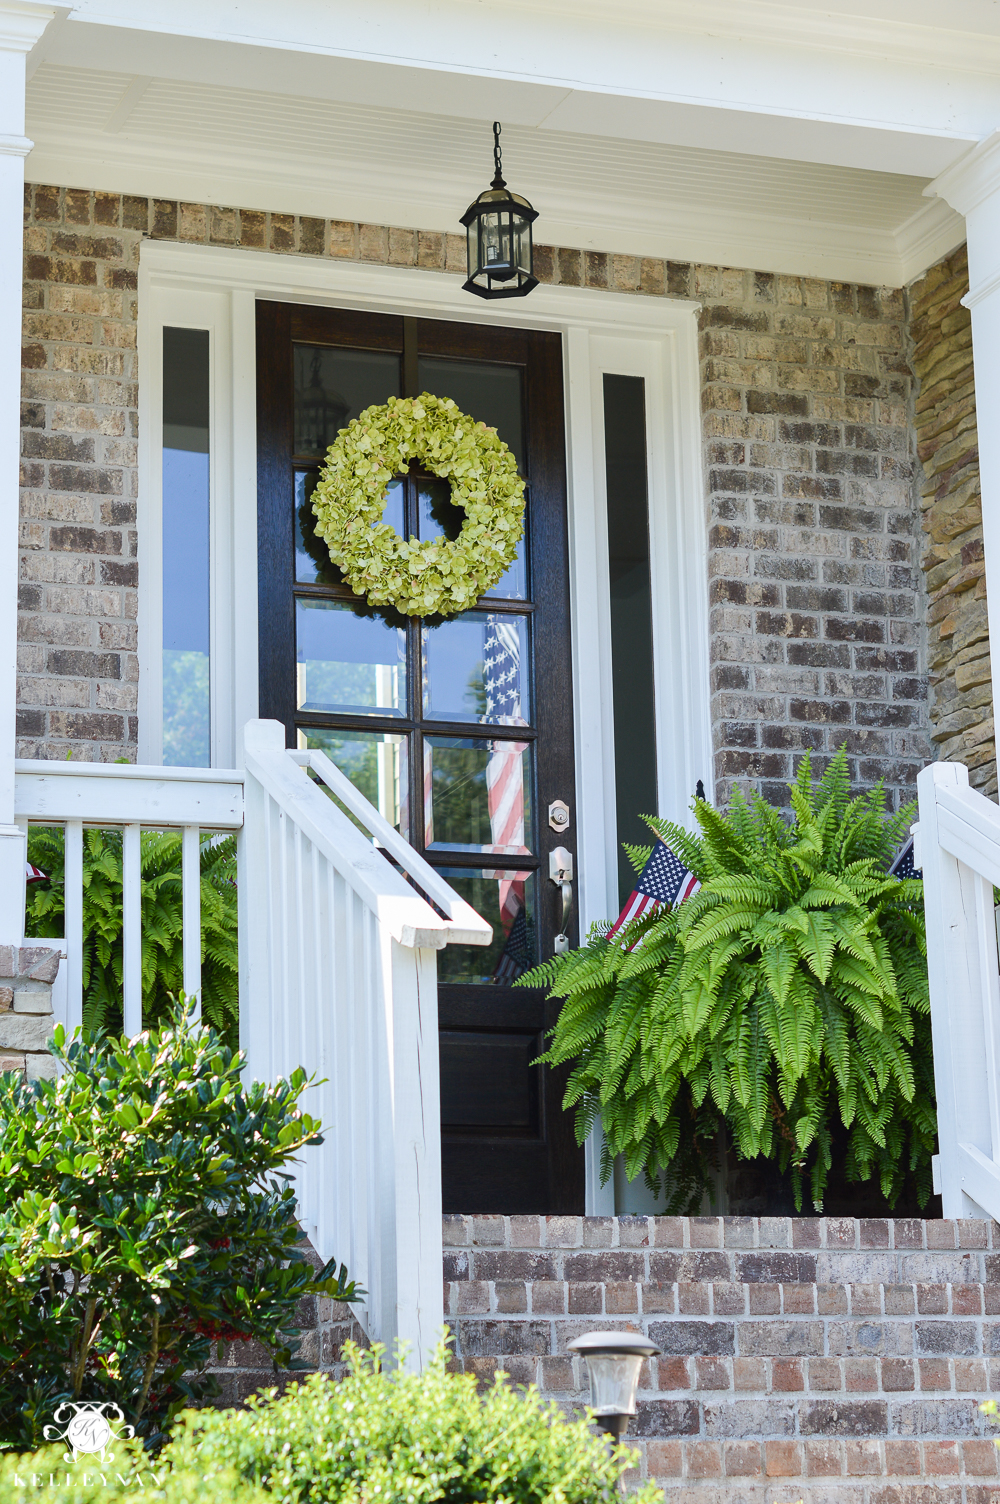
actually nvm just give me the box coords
[549,846,573,955]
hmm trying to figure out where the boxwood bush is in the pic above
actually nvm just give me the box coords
[165,1342,661,1504]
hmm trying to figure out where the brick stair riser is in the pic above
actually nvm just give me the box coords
[445,1217,1000,1501]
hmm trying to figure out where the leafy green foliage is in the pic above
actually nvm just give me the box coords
[163,1341,661,1504]
[0,999,359,1451]
[526,750,934,1212]
[24,826,238,1042]
[0,1442,267,1504]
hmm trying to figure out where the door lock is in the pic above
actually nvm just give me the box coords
[549,846,573,955]
[548,799,570,832]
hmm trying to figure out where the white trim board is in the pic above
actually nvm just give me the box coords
[137,241,713,1208]
[31,130,966,287]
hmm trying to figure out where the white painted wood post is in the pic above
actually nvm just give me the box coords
[0,3,56,945]
[181,823,202,1016]
[928,137,1000,743]
[238,719,285,1077]
[122,823,142,1036]
[917,760,994,1217]
[386,939,445,1367]
[64,818,83,1035]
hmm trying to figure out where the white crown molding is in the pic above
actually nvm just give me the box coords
[26,128,949,285]
[926,130,1000,218]
[896,195,967,286]
[0,1,56,52]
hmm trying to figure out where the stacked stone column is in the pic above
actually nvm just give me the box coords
[0,942,60,1078]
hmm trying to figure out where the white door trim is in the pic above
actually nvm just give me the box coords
[138,242,711,1209]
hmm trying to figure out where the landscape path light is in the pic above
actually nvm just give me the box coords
[567,1330,661,1441]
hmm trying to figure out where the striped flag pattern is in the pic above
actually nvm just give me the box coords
[25,862,47,884]
[607,839,700,942]
[484,613,530,980]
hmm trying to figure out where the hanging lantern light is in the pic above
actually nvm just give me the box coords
[461,122,538,299]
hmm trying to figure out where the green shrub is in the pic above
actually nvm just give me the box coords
[162,1342,661,1504]
[24,826,239,1042]
[0,999,359,1451]
[527,749,933,1211]
[0,1444,266,1504]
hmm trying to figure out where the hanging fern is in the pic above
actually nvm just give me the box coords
[23,826,239,1043]
[523,749,934,1212]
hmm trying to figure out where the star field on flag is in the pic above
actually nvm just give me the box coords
[607,839,701,942]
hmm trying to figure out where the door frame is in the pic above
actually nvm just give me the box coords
[137,240,712,1212]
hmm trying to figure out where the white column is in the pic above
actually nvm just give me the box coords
[928,134,1000,748]
[0,3,55,946]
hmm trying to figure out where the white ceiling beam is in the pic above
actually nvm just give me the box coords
[29,3,999,178]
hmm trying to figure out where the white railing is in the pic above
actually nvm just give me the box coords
[14,758,244,1035]
[14,719,489,1366]
[917,759,1000,1219]
[239,720,490,1364]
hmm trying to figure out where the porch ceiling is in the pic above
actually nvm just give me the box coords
[25,61,963,286]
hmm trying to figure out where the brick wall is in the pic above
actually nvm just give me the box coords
[19,185,139,761]
[445,1214,1000,1503]
[19,186,931,809]
[908,247,994,798]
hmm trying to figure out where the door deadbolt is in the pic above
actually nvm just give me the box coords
[548,799,570,832]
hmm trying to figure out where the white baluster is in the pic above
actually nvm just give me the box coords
[64,819,84,1036]
[181,824,202,1019]
[122,823,142,1037]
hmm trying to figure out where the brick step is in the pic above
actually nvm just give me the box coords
[445,1215,1000,1499]
[444,1214,1000,1287]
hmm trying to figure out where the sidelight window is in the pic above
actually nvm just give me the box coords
[162,327,211,767]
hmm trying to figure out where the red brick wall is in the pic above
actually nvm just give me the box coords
[445,1214,1000,1501]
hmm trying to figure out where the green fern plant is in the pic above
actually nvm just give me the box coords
[524,748,934,1212]
[23,826,239,1042]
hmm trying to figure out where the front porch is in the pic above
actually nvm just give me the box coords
[8,0,1000,1498]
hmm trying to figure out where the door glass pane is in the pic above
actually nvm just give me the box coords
[294,346,401,457]
[418,355,527,599]
[163,326,210,767]
[423,612,530,724]
[298,727,408,836]
[435,868,536,985]
[295,598,406,715]
[295,470,404,585]
[604,374,658,907]
[418,356,524,471]
[417,472,526,601]
[425,735,532,856]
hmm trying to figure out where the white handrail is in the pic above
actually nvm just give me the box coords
[291,745,491,941]
[240,720,487,1366]
[918,759,1000,1221]
[16,725,486,1368]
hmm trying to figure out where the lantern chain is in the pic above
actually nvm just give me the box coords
[491,121,505,188]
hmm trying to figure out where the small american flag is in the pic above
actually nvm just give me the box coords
[607,839,700,942]
[889,836,921,880]
[25,862,47,884]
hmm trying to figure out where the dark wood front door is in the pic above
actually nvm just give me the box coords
[256,301,584,1215]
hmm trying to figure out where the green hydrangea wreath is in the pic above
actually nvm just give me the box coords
[311,393,526,618]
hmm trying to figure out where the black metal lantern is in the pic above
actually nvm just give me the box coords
[461,122,538,299]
